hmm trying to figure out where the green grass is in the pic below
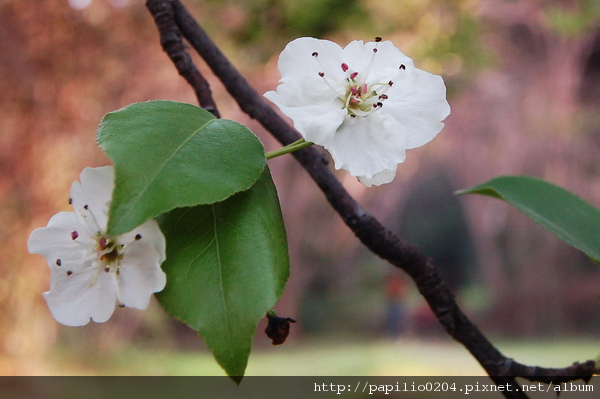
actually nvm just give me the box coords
[42,336,598,376]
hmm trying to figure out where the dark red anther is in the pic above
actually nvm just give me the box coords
[341,63,349,72]
[379,94,388,100]
[135,234,142,240]
[318,72,325,77]
[83,204,89,210]
[373,48,378,53]
[68,198,72,205]
[388,80,394,86]
[377,102,383,107]
[312,52,318,57]
[375,36,382,42]
[66,270,73,276]
[350,72,358,80]
[104,267,110,273]
[400,64,406,70]
[56,259,62,267]
[71,231,78,240]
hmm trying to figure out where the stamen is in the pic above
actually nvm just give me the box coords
[388,80,394,86]
[135,234,142,240]
[71,231,79,240]
[68,198,72,205]
[379,94,388,99]
[344,91,353,109]
[375,36,382,42]
[318,72,345,98]
[312,54,346,98]
[72,205,98,236]
[65,257,100,277]
[361,42,380,82]
[90,263,102,287]
[104,266,110,273]
[350,108,372,117]
[83,204,89,210]
[350,72,358,80]
[111,273,123,305]
[56,259,62,266]
[86,205,103,232]
[341,63,349,72]
[400,64,406,70]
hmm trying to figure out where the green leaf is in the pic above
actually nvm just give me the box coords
[457,175,600,262]
[156,167,290,379]
[97,100,266,236]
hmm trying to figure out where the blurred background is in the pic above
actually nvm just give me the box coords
[1,0,600,375]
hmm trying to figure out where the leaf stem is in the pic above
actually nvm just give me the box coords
[265,138,314,160]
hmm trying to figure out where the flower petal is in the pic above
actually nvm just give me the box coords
[265,90,345,144]
[384,68,450,149]
[276,37,344,82]
[325,114,407,179]
[28,211,93,267]
[69,166,114,230]
[44,269,117,326]
[265,37,352,143]
[342,40,414,85]
[120,218,166,264]
[358,168,397,187]
[117,243,166,309]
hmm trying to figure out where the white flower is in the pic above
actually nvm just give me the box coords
[264,37,450,186]
[28,166,167,326]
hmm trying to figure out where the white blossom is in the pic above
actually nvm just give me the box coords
[265,37,450,186]
[28,166,166,326]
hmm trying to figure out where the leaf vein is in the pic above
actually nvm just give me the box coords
[112,118,217,233]
[212,204,236,363]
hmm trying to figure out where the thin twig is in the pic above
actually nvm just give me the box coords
[147,0,220,117]
[145,0,598,395]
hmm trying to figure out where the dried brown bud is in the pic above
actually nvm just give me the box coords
[265,311,296,345]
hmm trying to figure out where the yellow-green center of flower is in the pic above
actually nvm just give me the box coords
[341,72,389,117]
[96,235,122,267]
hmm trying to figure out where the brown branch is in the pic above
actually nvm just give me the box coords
[145,0,598,395]
[147,0,219,117]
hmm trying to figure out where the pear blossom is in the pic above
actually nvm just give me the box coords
[265,37,450,186]
[28,166,167,326]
